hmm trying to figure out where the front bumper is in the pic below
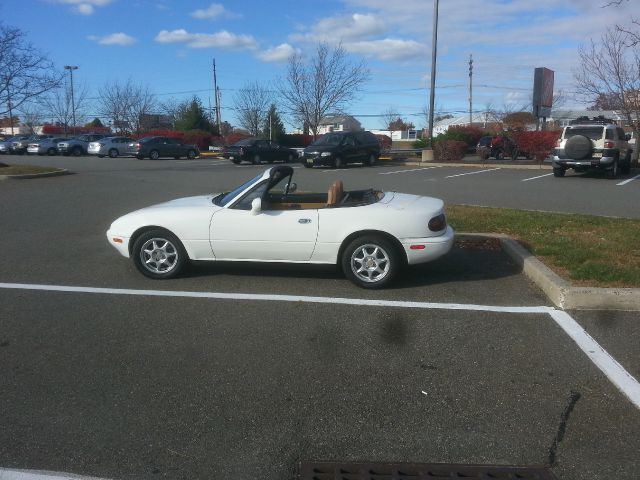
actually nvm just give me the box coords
[402,226,455,265]
[303,154,333,166]
[106,230,131,258]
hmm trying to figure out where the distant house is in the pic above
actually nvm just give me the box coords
[315,114,362,135]
[432,112,501,136]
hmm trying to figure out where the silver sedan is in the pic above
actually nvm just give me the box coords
[88,136,134,158]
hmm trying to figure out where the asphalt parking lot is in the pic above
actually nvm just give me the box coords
[1,155,639,480]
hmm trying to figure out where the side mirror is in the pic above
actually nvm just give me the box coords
[250,197,262,215]
[287,182,297,194]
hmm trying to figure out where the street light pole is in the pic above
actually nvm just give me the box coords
[428,0,439,148]
[64,65,78,134]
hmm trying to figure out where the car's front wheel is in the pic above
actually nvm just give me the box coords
[333,156,343,169]
[109,148,119,158]
[553,167,566,177]
[187,149,197,159]
[132,229,188,279]
[365,153,377,167]
[47,148,57,156]
[149,150,160,160]
[341,235,400,289]
[252,154,261,165]
[72,146,83,156]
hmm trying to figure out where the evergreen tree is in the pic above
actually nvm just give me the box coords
[262,104,285,142]
[86,117,104,128]
[175,96,214,133]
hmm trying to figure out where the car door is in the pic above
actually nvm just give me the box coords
[341,135,359,164]
[209,181,319,261]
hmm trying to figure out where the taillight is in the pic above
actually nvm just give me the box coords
[604,141,614,148]
[135,143,141,150]
[428,213,446,232]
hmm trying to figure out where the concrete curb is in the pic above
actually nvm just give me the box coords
[0,169,70,180]
[457,233,640,311]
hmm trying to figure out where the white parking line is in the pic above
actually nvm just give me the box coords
[0,468,108,480]
[322,168,350,172]
[445,168,501,178]
[617,174,640,186]
[379,167,440,175]
[522,173,553,182]
[1,281,639,409]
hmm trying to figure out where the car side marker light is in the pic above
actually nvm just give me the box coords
[410,245,426,250]
[113,238,123,244]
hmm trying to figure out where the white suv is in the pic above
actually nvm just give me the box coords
[553,116,631,178]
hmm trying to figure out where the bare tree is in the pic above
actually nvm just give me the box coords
[279,42,369,137]
[16,102,42,134]
[98,79,156,134]
[158,97,181,129]
[0,23,62,117]
[233,81,272,136]
[574,30,640,163]
[39,81,90,135]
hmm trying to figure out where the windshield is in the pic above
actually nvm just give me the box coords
[310,134,343,146]
[564,127,604,140]
[213,173,264,206]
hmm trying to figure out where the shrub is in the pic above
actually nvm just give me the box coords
[511,130,560,162]
[434,140,467,162]
[412,138,428,149]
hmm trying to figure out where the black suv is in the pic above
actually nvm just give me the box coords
[127,136,199,160]
[553,116,631,178]
[223,138,297,164]
[302,131,380,168]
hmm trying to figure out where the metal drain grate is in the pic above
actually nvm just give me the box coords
[298,462,557,480]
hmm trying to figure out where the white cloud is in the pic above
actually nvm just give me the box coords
[155,29,258,50]
[88,33,137,46]
[191,3,238,20]
[346,38,426,61]
[291,13,385,43]
[53,0,114,15]
[256,43,301,62]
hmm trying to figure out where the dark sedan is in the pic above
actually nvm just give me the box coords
[223,138,297,164]
[127,136,199,160]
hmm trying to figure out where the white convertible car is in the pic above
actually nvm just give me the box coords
[107,166,454,288]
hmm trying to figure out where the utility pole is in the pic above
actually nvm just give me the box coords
[427,0,439,148]
[64,65,78,134]
[212,59,222,135]
[469,54,473,126]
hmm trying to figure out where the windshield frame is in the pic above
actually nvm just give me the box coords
[213,172,265,207]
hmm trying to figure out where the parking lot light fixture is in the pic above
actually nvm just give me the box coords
[64,65,79,134]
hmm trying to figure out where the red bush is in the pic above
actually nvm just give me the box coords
[511,130,560,162]
[434,140,467,162]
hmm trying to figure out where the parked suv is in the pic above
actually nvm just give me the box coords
[127,136,199,160]
[223,138,297,164]
[553,116,631,178]
[58,134,109,156]
[302,131,380,168]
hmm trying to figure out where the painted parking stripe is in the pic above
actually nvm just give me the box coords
[379,167,440,175]
[445,168,501,178]
[2,281,639,409]
[617,174,640,186]
[0,468,109,480]
[522,173,553,182]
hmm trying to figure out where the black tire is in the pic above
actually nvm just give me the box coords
[606,158,619,179]
[136,154,144,160]
[47,148,57,156]
[231,159,241,165]
[303,162,313,168]
[365,153,377,167]
[495,149,504,160]
[564,135,592,160]
[109,148,119,158]
[98,155,105,158]
[333,156,343,169]
[71,146,82,157]
[174,156,181,159]
[553,167,566,177]
[187,150,197,159]
[131,229,188,280]
[252,154,261,165]
[149,150,160,160]
[287,153,294,163]
[342,235,400,289]
[621,154,631,175]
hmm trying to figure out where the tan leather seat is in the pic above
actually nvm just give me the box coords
[326,180,344,207]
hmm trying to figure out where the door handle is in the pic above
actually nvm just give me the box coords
[298,218,312,224]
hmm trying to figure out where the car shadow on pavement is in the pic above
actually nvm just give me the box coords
[184,239,522,289]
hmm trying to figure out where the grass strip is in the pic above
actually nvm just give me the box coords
[0,165,62,175]
[447,204,640,288]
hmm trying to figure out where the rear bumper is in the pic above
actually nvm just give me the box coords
[552,156,615,168]
[402,226,455,265]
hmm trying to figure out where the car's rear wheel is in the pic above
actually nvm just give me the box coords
[187,149,197,159]
[342,235,400,289]
[621,153,631,175]
[553,167,566,177]
[287,153,294,163]
[109,148,118,158]
[72,146,82,156]
[98,155,105,158]
[149,150,160,160]
[606,158,619,179]
[252,154,261,165]
[231,159,241,164]
[47,148,57,156]
[132,229,188,280]
[333,156,343,169]
[303,162,313,168]
[365,153,377,167]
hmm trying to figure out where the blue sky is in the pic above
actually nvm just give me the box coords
[3,0,638,131]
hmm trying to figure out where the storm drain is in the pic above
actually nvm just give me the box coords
[298,462,557,480]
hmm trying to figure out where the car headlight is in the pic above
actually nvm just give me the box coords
[320,152,332,157]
